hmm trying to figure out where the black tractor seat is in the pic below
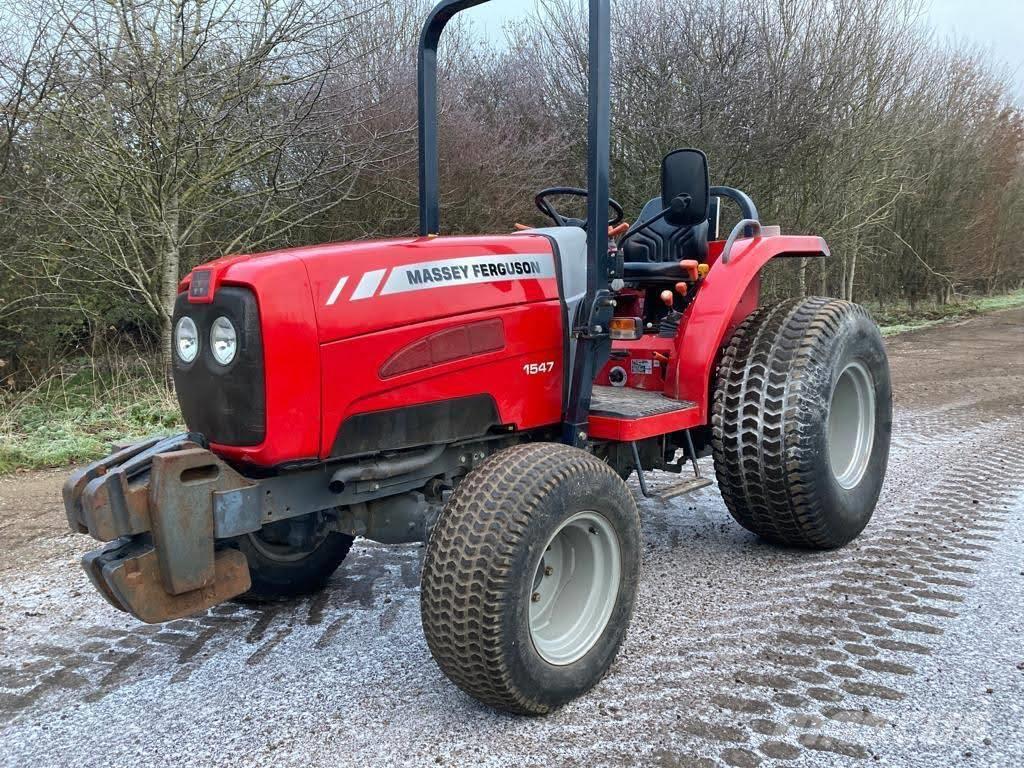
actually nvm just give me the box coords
[621,196,709,265]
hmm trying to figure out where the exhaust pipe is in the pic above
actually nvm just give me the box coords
[329,443,446,494]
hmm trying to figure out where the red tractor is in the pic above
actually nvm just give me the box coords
[63,0,891,715]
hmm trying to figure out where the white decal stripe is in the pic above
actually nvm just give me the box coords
[380,253,555,296]
[351,268,387,300]
[325,276,348,306]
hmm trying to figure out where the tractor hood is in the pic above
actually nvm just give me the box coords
[298,234,559,343]
[181,234,559,344]
[174,233,561,467]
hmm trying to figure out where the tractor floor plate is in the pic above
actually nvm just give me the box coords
[588,386,699,441]
[590,386,695,418]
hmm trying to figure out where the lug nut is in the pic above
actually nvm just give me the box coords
[532,592,541,602]
[544,566,554,576]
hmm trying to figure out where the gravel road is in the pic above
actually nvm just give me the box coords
[1,309,1022,768]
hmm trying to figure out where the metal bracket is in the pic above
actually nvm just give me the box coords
[630,432,711,502]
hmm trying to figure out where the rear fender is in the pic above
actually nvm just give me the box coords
[665,235,829,417]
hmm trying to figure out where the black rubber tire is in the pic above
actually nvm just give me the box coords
[237,530,354,600]
[420,442,641,715]
[711,297,892,549]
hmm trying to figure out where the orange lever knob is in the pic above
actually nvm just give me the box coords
[680,259,699,281]
[660,290,674,307]
[675,281,688,296]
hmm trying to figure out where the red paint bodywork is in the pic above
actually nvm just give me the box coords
[181,235,563,466]
[178,231,826,466]
[589,234,828,440]
[666,235,828,416]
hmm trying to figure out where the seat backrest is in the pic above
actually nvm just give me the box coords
[621,197,709,263]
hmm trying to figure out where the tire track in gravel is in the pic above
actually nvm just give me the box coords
[2,387,1009,748]
[630,418,1024,766]
[0,545,421,720]
[603,332,1023,759]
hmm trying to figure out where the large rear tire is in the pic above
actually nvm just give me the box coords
[420,443,641,715]
[712,298,892,549]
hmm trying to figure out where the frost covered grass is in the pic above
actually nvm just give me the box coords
[0,356,181,473]
[873,288,1024,336]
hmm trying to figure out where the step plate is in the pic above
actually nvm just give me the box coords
[655,476,714,502]
[588,386,701,441]
[590,385,695,418]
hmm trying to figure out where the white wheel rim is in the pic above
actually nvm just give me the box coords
[528,511,621,666]
[827,360,876,490]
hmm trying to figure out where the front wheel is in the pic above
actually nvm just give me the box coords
[712,297,892,549]
[237,518,354,600]
[420,443,641,715]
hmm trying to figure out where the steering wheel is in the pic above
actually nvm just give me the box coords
[534,186,624,230]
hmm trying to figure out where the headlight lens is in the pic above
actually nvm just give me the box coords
[210,316,238,365]
[175,317,199,363]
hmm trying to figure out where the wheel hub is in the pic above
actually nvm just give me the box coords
[245,518,329,563]
[828,360,876,490]
[528,511,621,665]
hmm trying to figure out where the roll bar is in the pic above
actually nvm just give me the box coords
[417,0,612,446]
[710,186,758,223]
[417,0,485,238]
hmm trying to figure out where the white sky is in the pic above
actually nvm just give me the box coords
[927,0,1024,97]
[461,0,1024,101]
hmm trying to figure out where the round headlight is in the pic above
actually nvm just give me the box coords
[175,316,199,364]
[210,316,238,366]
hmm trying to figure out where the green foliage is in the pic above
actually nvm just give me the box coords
[2,0,1023,376]
[0,358,181,473]
[2,0,1024,472]
[975,289,1024,312]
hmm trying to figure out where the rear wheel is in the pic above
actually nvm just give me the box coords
[711,297,892,549]
[237,517,354,600]
[420,442,641,714]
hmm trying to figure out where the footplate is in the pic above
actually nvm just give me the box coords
[63,435,254,623]
[588,385,700,440]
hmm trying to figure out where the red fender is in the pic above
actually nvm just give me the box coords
[665,234,830,421]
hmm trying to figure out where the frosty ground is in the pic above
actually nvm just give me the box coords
[1,309,1022,768]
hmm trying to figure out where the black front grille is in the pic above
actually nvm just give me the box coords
[171,287,265,446]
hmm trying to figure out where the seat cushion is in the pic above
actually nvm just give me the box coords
[621,197,709,264]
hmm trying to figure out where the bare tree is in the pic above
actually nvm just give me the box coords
[10,0,407,371]
[2,0,1023,383]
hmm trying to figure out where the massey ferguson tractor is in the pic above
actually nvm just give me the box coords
[63,0,891,715]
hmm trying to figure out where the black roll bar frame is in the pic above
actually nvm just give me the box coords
[417,0,612,447]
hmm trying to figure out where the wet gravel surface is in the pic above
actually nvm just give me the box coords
[1,308,1023,768]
